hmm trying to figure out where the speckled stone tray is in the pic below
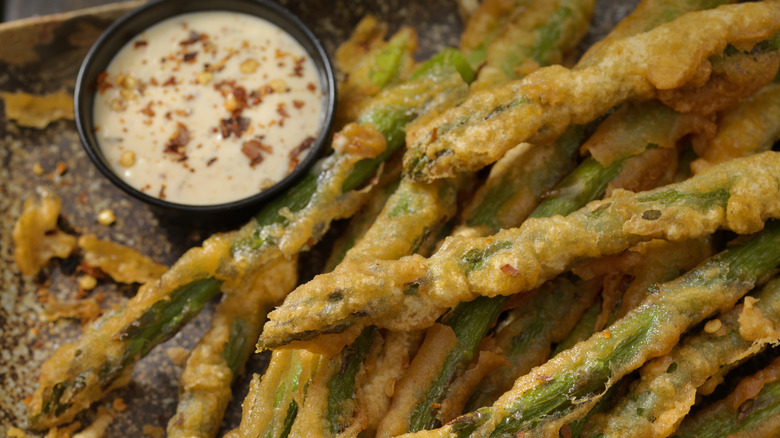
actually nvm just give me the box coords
[0,0,637,435]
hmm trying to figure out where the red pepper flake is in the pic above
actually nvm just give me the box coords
[249,90,263,105]
[275,48,290,59]
[307,82,317,92]
[288,136,315,173]
[164,122,191,158]
[183,52,198,63]
[500,264,520,277]
[150,77,159,86]
[134,40,148,49]
[76,263,108,280]
[241,138,273,167]
[219,116,250,138]
[293,100,305,109]
[159,185,167,199]
[536,375,553,382]
[213,79,237,97]
[276,103,290,118]
[206,157,218,167]
[139,101,155,117]
[180,30,206,46]
[559,425,572,438]
[163,76,177,86]
[226,86,248,114]
[292,57,305,77]
[96,71,113,94]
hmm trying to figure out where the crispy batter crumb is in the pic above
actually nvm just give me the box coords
[55,161,67,176]
[704,318,722,334]
[97,209,116,226]
[112,398,127,413]
[45,421,81,438]
[72,407,115,438]
[78,274,97,291]
[7,426,28,438]
[166,346,189,366]
[33,162,44,175]
[142,424,165,438]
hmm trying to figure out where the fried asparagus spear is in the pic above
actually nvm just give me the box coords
[334,17,418,127]
[261,148,780,350]
[465,0,595,90]
[579,277,780,438]
[403,1,780,182]
[691,79,780,174]
[671,355,780,438]
[166,256,298,438]
[27,47,473,429]
[402,219,780,438]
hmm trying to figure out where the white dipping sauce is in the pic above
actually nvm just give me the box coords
[93,11,324,205]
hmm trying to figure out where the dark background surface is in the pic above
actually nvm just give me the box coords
[3,0,127,21]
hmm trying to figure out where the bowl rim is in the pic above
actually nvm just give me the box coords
[74,0,337,213]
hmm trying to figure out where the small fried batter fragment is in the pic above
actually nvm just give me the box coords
[13,190,77,276]
[1,89,74,129]
[78,234,167,284]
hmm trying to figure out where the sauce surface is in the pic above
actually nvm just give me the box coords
[93,11,324,205]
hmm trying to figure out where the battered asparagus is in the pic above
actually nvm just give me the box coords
[691,79,780,174]
[671,356,780,438]
[28,48,473,429]
[466,0,595,90]
[166,257,298,438]
[579,277,780,438]
[406,220,780,438]
[403,2,780,182]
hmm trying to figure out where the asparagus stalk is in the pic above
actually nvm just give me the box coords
[260,151,780,350]
[578,0,735,68]
[402,2,780,182]
[166,256,298,438]
[691,80,780,174]
[235,349,321,438]
[466,0,595,90]
[415,220,780,438]
[28,47,474,430]
[580,277,780,438]
[671,356,780,438]
[334,18,418,128]
[32,277,221,428]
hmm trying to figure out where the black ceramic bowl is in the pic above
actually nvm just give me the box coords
[74,0,336,215]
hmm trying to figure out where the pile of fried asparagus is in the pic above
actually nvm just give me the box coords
[26,0,780,437]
